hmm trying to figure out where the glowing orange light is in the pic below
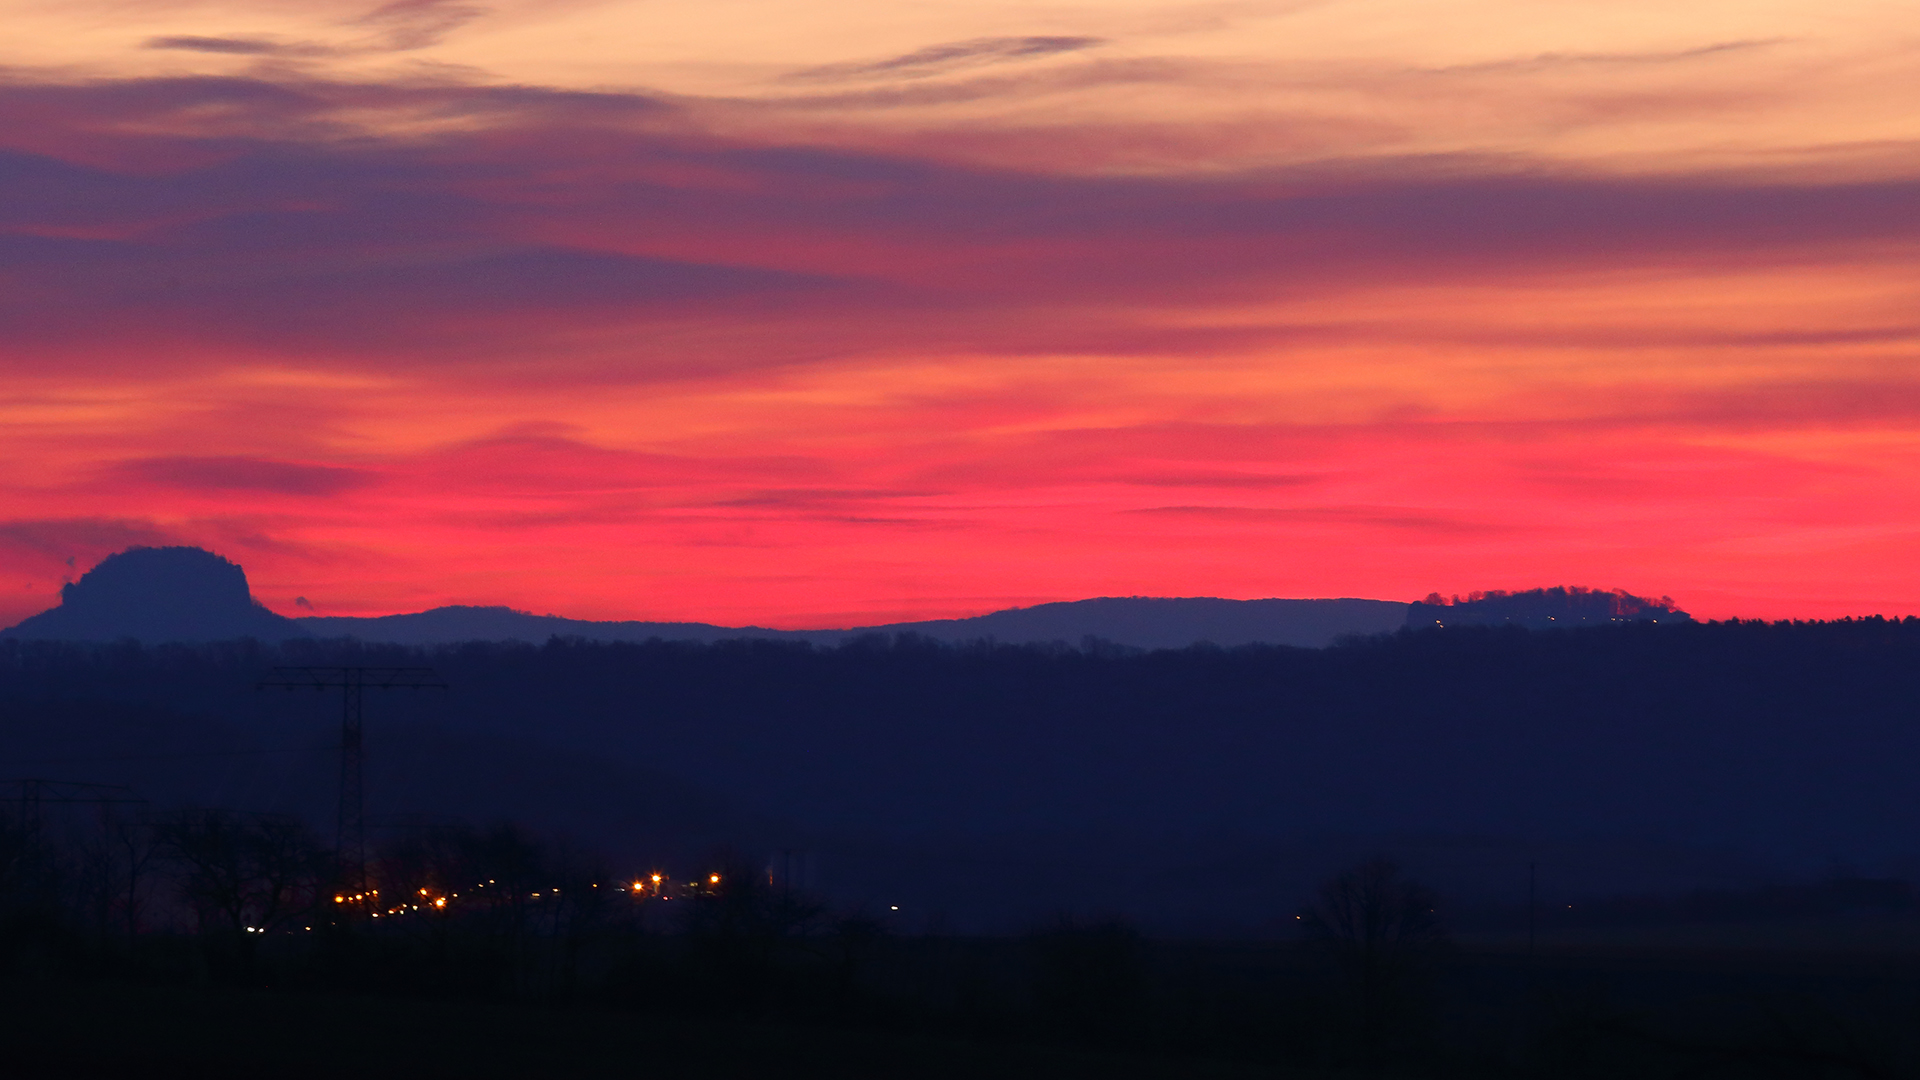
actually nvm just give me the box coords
[434,898,446,908]
[709,874,720,885]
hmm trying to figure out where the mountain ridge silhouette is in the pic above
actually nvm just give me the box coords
[297,595,1414,649]
[2,546,1689,648]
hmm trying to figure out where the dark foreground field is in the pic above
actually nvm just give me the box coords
[7,930,1919,1080]
[0,979,1280,1080]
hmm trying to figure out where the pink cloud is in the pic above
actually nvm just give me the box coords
[104,456,378,495]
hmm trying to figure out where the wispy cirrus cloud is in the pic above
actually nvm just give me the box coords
[354,0,488,52]
[1433,38,1791,74]
[1129,505,1514,536]
[786,35,1104,83]
[103,456,379,496]
[139,0,487,64]
[144,36,331,57]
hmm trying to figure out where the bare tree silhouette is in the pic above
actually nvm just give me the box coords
[156,810,327,973]
[1301,859,1446,1057]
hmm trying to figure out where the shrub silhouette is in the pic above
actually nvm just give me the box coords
[678,862,823,1012]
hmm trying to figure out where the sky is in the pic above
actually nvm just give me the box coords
[2,0,1918,628]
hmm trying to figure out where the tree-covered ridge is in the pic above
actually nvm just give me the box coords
[1408,585,1689,629]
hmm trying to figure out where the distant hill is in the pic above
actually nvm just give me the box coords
[844,596,1410,649]
[297,606,811,647]
[1407,586,1690,630]
[1,547,1407,649]
[4,546,1688,651]
[299,596,1411,650]
[0,546,307,644]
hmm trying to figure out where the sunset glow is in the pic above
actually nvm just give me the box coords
[3,0,1919,626]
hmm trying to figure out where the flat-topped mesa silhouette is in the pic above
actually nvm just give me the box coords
[1,546,307,643]
[1407,586,1691,630]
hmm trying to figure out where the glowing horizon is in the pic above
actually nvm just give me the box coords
[4,0,1919,628]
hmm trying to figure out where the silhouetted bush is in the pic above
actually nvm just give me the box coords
[677,860,824,1012]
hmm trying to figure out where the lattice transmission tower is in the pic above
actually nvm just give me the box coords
[257,666,446,899]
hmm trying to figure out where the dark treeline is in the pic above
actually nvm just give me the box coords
[5,617,1920,920]
[4,620,1920,1074]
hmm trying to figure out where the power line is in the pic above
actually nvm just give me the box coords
[1,779,146,841]
[257,666,446,902]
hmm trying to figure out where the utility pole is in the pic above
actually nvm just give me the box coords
[257,666,446,901]
[1527,860,1537,965]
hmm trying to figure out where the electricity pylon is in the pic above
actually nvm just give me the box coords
[257,666,446,900]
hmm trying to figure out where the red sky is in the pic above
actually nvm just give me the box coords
[3,0,1919,627]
